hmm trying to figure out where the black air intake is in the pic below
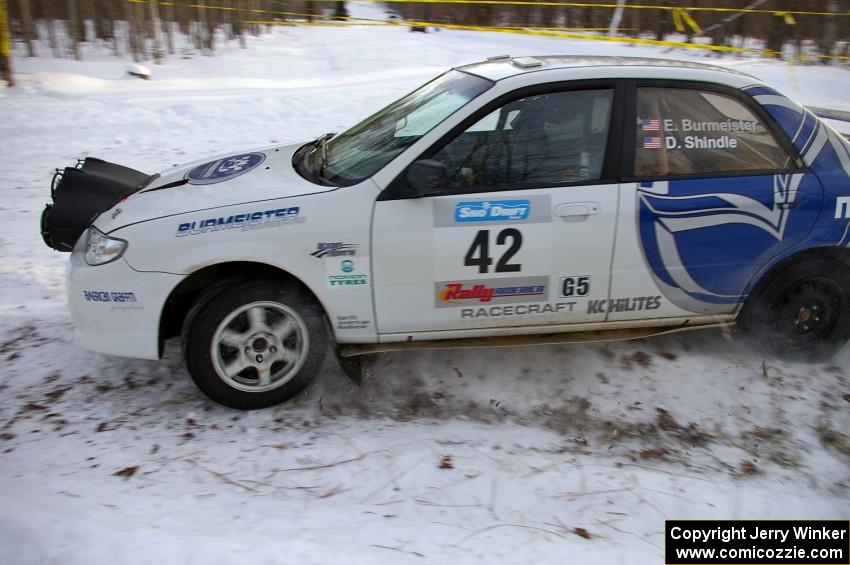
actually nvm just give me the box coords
[41,158,154,252]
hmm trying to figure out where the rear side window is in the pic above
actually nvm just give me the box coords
[634,87,793,177]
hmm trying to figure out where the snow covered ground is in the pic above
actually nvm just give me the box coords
[1,6,849,563]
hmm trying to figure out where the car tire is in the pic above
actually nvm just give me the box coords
[182,278,329,409]
[739,258,850,362]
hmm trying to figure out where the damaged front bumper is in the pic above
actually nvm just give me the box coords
[41,157,155,252]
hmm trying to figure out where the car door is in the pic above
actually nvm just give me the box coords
[608,81,821,321]
[372,82,625,336]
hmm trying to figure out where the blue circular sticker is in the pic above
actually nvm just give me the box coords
[185,152,266,185]
[340,260,355,273]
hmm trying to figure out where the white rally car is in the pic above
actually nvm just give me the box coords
[41,56,850,409]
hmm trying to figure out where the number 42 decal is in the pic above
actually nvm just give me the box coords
[464,229,522,274]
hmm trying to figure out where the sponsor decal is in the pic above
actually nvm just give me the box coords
[835,196,850,219]
[440,283,544,303]
[587,295,661,314]
[328,275,367,287]
[454,200,530,223]
[328,259,368,287]
[435,276,549,308]
[83,291,138,303]
[560,276,591,298]
[83,290,143,312]
[311,242,357,258]
[185,152,266,185]
[434,195,551,228]
[176,207,303,237]
[336,315,371,331]
[461,302,576,319]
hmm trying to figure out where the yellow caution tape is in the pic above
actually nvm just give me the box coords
[247,18,619,33]
[672,8,702,35]
[295,0,848,18]
[129,0,849,18]
[775,11,797,25]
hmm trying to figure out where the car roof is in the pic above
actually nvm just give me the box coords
[457,55,754,82]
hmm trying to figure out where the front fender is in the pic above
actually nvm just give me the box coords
[111,188,378,344]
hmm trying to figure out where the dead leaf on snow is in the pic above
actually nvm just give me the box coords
[438,455,454,469]
[639,448,668,460]
[113,466,138,479]
[737,460,759,477]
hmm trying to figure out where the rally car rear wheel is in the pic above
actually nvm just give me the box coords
[739,258,850,362]
[182,279,329,409]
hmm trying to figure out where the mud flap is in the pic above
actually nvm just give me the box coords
[334,344,362,386]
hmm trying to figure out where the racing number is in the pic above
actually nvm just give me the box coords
[464,229,522,274]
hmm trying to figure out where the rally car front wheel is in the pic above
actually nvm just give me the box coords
[739,258,850,362]
[182,279,329,409]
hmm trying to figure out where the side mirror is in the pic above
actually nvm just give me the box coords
[407,159,448,197]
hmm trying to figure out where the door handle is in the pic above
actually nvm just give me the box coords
[555,202,601,218]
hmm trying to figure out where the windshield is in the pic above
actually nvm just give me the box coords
[296,70,492,186]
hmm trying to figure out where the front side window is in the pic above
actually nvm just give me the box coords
[431,89,614,192]
[313,70,492,186]
[634,87,793,178]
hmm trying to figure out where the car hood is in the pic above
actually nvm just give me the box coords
[95,142,336,234]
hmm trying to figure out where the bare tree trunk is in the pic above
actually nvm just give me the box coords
[654,8,666,41]
[206,2,214,52]
[608,0,626,36]
[40,0,62,57]
[235,0,247,48]
[17,0,35,56]
[94,0,108,42]
[765,0,788,58]
[0,0,12,86]
[819,0,838,64]
[79,0,97,42]
[628,5,641,38]
[111,18,120,56]
[47,16,60,57]
[110,0,121,56]
[67,0,82,60]
[332,1,347,21]
[125,0,142,61]
[250,0,259,34]
[149,0,162,63]
[541,4,555,28]
[164,0,174,54]
[197,0,209,53]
